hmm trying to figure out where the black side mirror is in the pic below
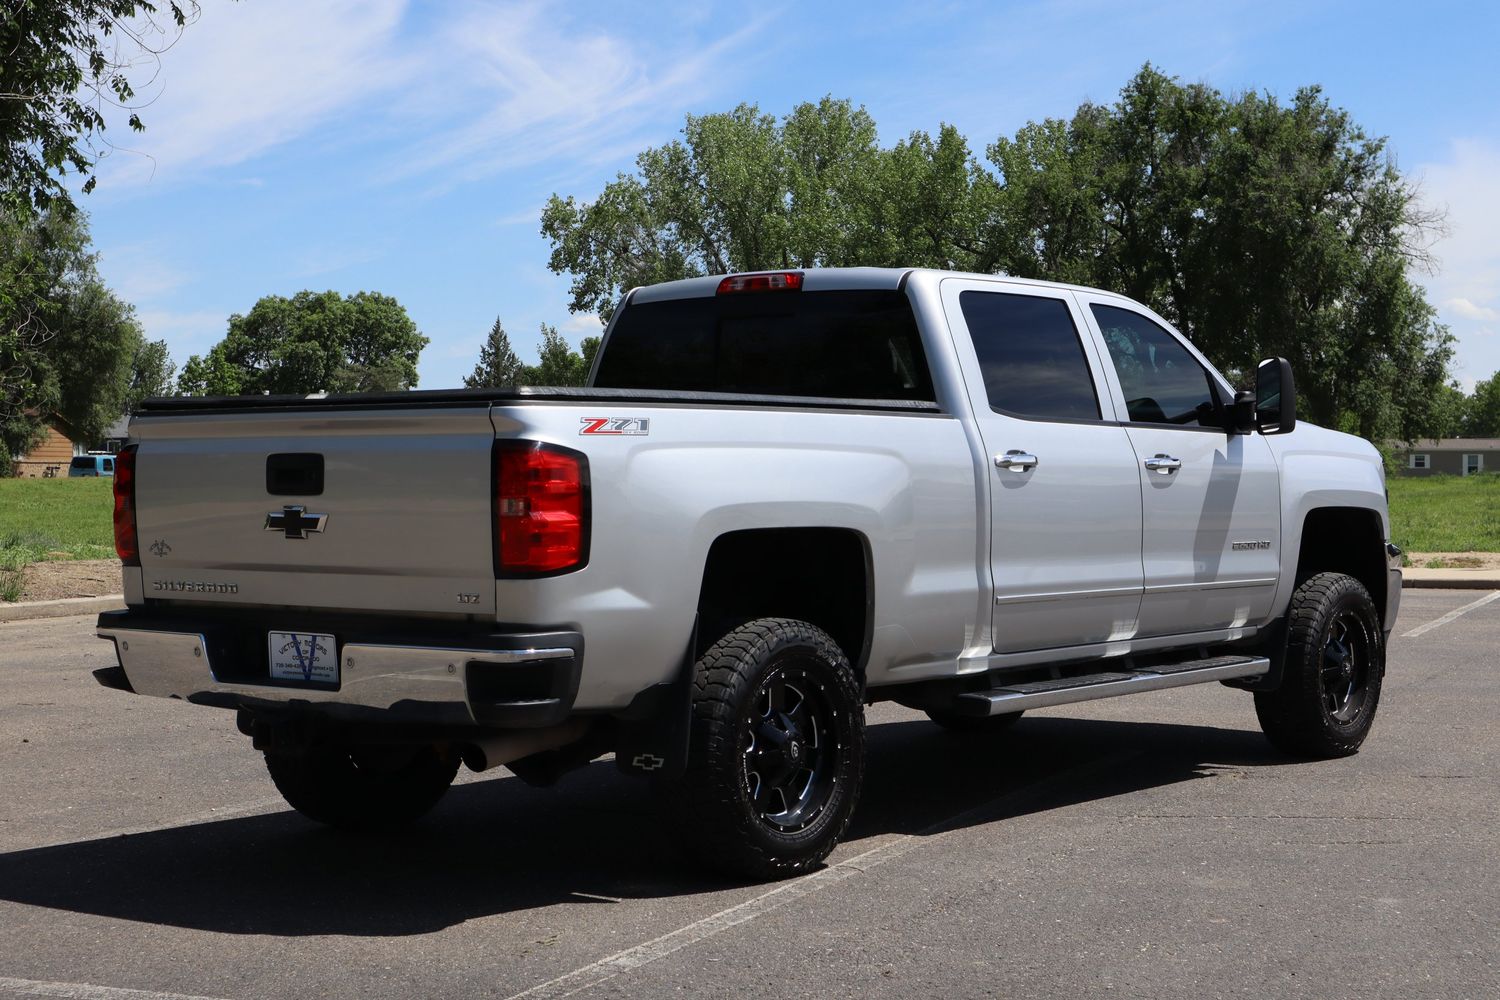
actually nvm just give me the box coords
[1255,357,1296,434]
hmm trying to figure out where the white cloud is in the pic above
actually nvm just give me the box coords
[136,308,227,349]
[97,243,189,301]
[378,2,771,191]
[560,312,602,335]
[95,0,407,186]
[92,0,770,194]
[1444,297,1500,322]
[1415,139,1500,380]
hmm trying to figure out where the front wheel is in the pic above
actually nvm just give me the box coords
[669,617,865,880]
[265,743,459,831]
[1254,572,1385,758]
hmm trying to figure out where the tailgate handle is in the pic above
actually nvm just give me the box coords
[266,453,324,496]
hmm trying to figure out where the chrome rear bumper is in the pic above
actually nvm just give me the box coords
[96,610,583,728]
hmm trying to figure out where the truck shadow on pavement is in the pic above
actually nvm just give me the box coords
[0,716,1296,936]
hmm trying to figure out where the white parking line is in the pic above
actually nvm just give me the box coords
[1401,590,1500,638]
[0,976,234,1000]
[504,752,1135,1000]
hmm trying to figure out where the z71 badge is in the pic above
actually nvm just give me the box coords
[580,417,650,436]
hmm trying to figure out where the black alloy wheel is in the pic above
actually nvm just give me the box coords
[1255,571,1385,757]
[743,663,838,833]
[670,617,865,879]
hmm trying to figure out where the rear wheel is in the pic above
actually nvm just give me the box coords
[925,708,1024,733]
[670,617,865,879]
[265,743,459,830]
[1255,572,1384,758]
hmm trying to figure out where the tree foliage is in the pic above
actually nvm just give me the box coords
[1464,373,1500,437]
[463,317,523,388]
[1,209,143,463]
[541,97,992,322]
[178,291,429,396]
[544,69,1454,441]
[126,334,175,407]
[1,1,201,217]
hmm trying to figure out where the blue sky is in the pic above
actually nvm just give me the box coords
[79,0,1500,391]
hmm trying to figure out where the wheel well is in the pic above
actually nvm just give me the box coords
[1295,507,1387,625]
[696,528,872,675]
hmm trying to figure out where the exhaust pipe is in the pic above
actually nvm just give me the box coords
[460,718,593,773]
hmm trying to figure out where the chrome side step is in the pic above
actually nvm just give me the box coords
[957,654,1270,716]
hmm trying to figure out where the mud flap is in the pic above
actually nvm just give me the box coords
[614,621,695,780]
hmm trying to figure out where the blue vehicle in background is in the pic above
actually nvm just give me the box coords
[68,454,116,477]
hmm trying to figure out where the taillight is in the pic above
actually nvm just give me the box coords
[493,441,589,575]
[113,444,139,566]
[716,271,803,294]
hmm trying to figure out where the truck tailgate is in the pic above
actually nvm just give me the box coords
[129,407,497,615]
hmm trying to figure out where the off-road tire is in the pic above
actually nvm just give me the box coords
[925,708,1024,733]
[670,617,865,880]
[265,744,459,831]
[1255,572,1384,758]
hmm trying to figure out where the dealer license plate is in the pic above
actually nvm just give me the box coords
[267,631,339,684]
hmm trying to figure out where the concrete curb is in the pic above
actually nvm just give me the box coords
[0,594,124,623]
[1401,573,1500,590]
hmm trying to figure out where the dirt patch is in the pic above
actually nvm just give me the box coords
[9,559,122,602]
[1407,551,1500,571]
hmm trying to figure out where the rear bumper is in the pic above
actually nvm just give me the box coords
[95,608,583,728]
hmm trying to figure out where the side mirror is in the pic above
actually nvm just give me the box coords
[1255,357,1296,434]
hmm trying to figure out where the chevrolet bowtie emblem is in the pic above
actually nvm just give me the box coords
[264,505,328,539]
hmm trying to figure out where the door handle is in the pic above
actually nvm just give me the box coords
[1144,453,1182,474]
[995,450,1039,472]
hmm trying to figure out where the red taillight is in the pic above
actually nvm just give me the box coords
[716,271,803,294]
[113,445,139,566]
[494,442,588,575]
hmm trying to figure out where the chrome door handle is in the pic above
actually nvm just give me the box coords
[1144,453,1182,474]
[995,450,1039,472]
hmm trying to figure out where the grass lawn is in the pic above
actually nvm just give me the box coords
[0,469,1493,601]
[1387,472,1500,554]
[0,477,115,600]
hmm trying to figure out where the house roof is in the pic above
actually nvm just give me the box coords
[103,416,130,439]
[1401,438,1500,452]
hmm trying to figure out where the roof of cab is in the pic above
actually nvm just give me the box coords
[625,267,1131,305]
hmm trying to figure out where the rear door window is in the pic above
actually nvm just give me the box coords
[959,291,1101,421]
[70,457,93,471]
[1091,304,1221,428]
[594,290,935,401]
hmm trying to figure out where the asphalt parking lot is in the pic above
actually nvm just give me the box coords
[1,590,1496,1000]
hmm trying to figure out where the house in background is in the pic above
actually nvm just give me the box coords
[10,415,131,478]
[1393,438,1499,476]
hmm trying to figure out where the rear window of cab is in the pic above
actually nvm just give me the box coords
[594,290,935,401]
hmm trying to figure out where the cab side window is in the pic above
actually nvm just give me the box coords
[960,291,1101,421]
[1091,304,1221,428]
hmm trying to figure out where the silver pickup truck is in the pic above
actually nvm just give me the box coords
[96,268,1401,878]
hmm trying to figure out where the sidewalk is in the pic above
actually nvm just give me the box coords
[0,594,125,623]
[1400,568,1500,590]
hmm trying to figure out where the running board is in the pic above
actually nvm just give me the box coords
[956,654,1270,716]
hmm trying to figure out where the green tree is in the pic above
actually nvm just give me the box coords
[126,336,176,407]
[1464,374,1500,437]
[1,209,139,460]
[520,323,590,386]
[179,290,428,396]
[1,1,202,217]
[984,66,1450,442]
[545,72,1453,440]
[541,97,991,321]
[463,317,523,388]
